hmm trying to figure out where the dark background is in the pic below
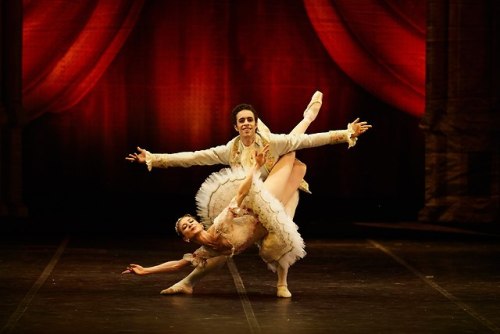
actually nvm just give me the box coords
[1,0,498,236]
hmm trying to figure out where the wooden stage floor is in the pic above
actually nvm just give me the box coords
[1,221,499,334]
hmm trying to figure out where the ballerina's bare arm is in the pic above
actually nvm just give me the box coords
[122,258,191,275]
[235,144,270,207]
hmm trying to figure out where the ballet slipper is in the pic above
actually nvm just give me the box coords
[277,284,292,298]
[160,282,193,295]
[303,91,323,123]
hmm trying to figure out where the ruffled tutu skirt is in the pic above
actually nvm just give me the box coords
[195,167,306,271]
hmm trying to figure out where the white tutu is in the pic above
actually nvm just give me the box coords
[195,167,306,271]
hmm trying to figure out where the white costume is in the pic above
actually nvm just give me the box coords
[145,127,357,200]
[144,128,358,180]
[185,167,306,272]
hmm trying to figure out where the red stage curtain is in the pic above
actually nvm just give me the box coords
[22,0,144,121]
[22,0,425,123]
[304,0,425,117]
[22,0,425,221]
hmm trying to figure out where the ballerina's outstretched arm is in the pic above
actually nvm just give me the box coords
[122,258,191,275]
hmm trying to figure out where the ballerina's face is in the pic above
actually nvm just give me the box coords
[177,215,204,241]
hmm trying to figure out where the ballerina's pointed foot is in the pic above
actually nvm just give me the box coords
[303,91,323,122]
[277,285,292,298]
[160,283,193,295]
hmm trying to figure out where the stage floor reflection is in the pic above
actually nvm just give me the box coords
[1,221,499,334]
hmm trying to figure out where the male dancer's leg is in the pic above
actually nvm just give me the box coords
[276,264,292,298]
[264,151,300,298]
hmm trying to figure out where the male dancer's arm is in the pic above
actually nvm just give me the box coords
[134,140,233,171]
[268,119,371,157]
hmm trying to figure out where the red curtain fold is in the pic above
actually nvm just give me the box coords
[304,0,425,117]
[22,0,425,122]
[22,1,425,219]
[22,0,144,122]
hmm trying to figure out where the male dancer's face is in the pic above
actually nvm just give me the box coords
[234,109,257,141]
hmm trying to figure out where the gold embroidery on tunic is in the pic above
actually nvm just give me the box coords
[230,135,310,193]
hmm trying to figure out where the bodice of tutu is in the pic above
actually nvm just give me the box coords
[194,166,306,272]
[210,198,267,255]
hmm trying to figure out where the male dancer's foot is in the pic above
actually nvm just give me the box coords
[160,282,193,295]
[277,285,292,298]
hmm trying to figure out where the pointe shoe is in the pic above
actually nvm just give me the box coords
[160,282,193,295]
[303,91,323,122]
[277,285,292,298]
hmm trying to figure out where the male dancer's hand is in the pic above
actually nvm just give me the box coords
[349,118,372,138]
[126,146,147,164]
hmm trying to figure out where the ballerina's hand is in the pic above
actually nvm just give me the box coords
[122,264,147,275]
[255,144,270,168]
